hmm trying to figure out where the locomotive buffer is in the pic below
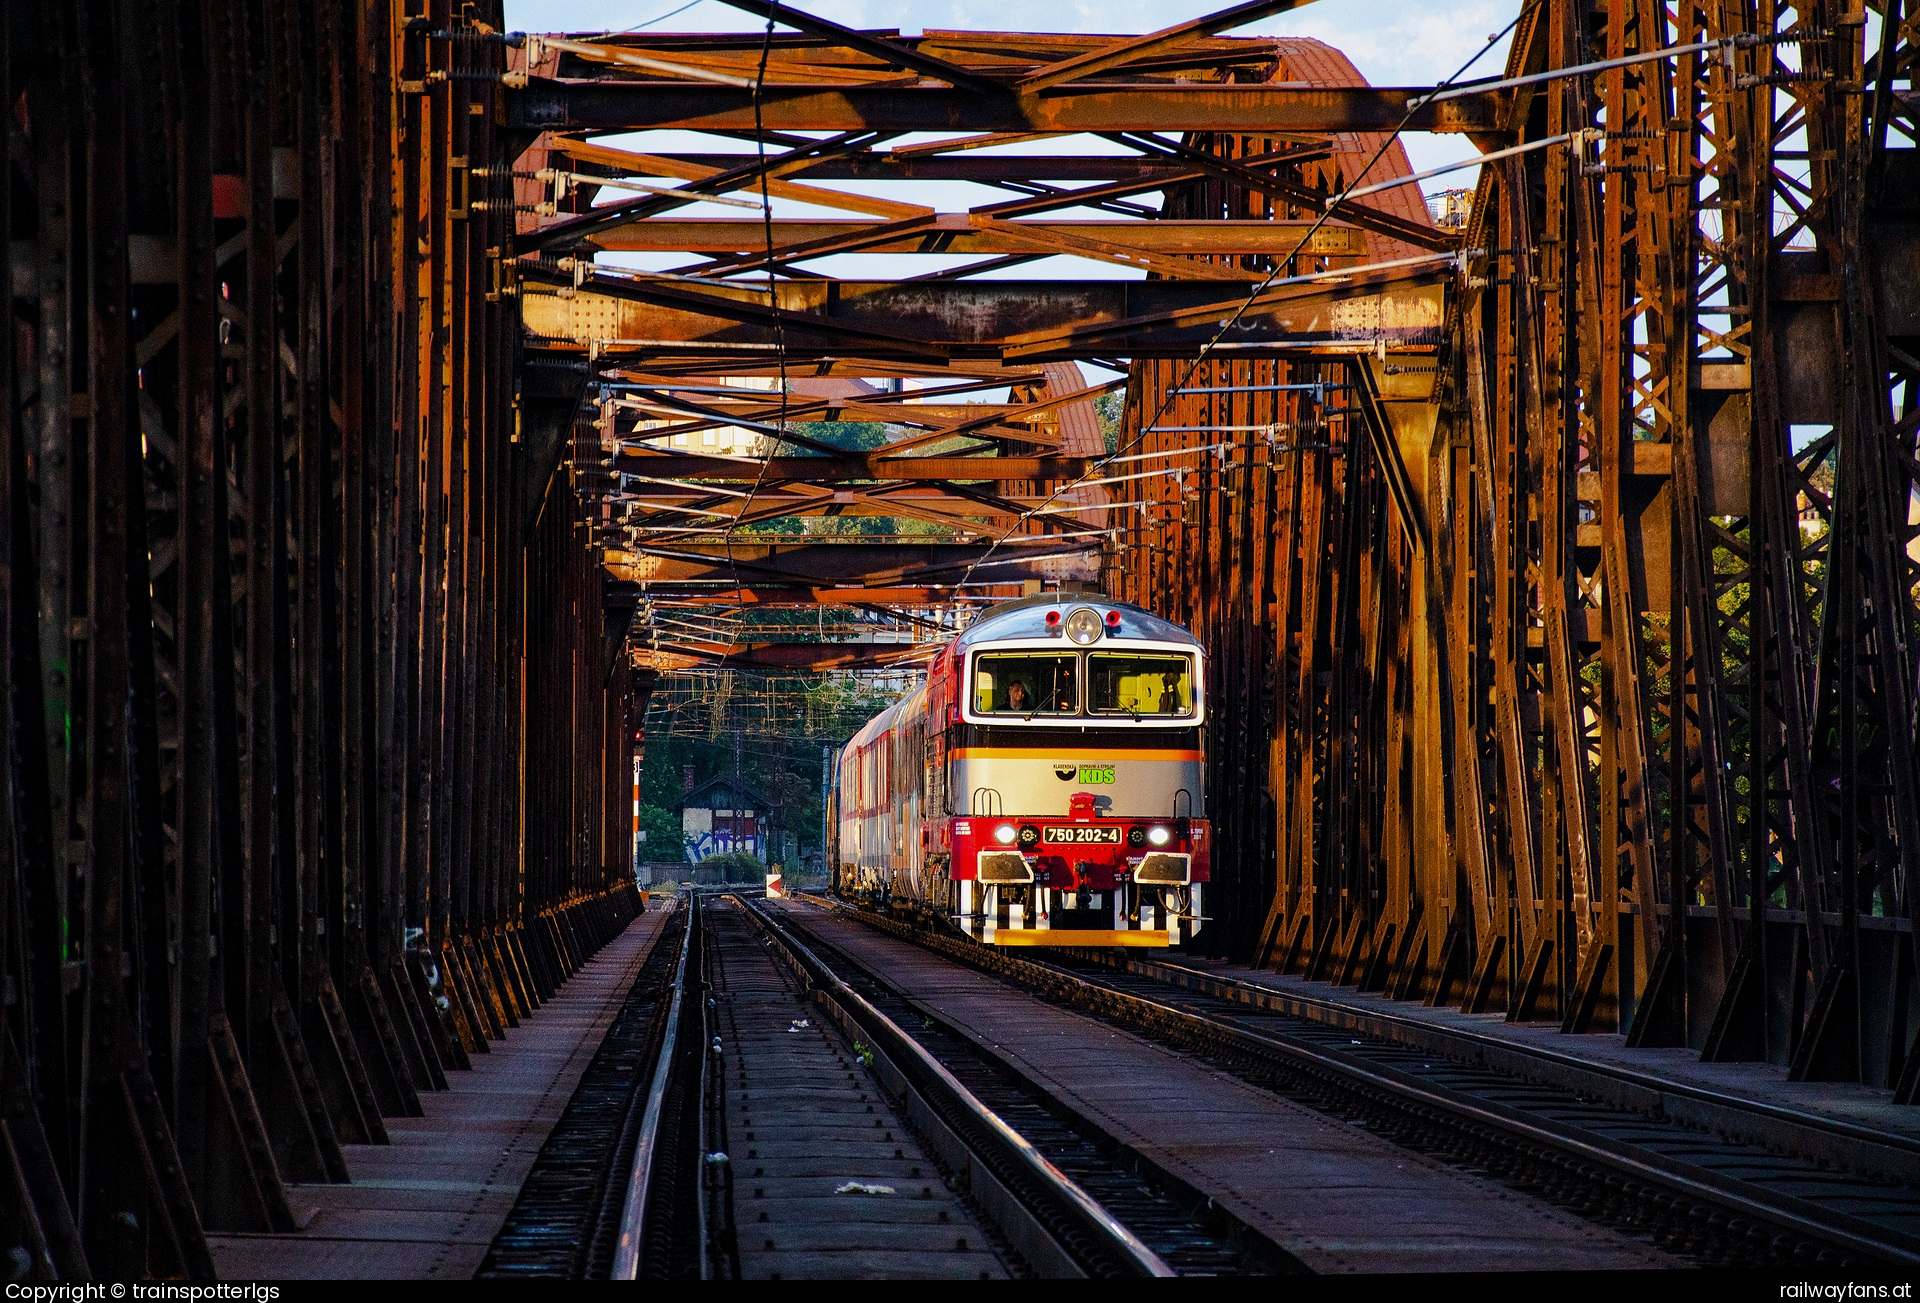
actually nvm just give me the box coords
[834,594,1210,948]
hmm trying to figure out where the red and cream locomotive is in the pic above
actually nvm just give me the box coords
[832,593,1208,947]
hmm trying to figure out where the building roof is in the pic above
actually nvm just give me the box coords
[676,775,774,813]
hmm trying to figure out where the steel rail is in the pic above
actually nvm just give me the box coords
[1126,956,1920,1184]
[1092,982,1920,1268]
[839,905,1920,1269]
[735,895,1175,1278]
[758,898,1305,1274]
[610,899,697,1280]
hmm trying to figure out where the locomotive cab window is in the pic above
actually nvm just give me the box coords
[973,653,1078,715]
[1088,653,1194,717]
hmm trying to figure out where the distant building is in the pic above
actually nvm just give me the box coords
[1426,187,1472,232]
[678,776,776,864]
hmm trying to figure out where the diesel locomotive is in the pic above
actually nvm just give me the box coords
[832,592,1208,947]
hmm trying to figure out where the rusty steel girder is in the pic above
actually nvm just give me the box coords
[519,271,1450,361]
[603,454,1094,480]
[0,0,645,1277]
[5,2,1916,1279]
[507,79,1505,135]
[603,539,1102,588]
[586,217,1369,256]
[1113,0,1920,1097]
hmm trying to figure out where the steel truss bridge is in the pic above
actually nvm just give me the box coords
[0,0,1915,1278]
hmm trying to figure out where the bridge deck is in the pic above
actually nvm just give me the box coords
[206,911,669,1281]
[776,901,1670,1273]
[1159,958,1920,1176]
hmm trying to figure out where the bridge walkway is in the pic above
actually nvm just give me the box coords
[206,910,670,1280]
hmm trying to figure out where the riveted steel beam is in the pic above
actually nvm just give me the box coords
[507,78,1505,135]
[521,272,1448,360]
[607,453,1091,480]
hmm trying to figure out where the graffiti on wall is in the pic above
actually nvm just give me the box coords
[682,831,759,863]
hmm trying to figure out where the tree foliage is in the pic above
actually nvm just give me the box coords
[636,802,681,858]
[1095,389,1127,454]
[640,670,913,861]
[744,421,958,537]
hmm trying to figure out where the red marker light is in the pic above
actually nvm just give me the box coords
[1104,610,1122,629]
[1044,610,1062,627]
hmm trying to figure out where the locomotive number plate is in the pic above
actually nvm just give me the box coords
[1045,826,1121,844]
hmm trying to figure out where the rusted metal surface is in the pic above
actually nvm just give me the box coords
[3,0,1918,1279]
[1108,0,1920,1102]
[523,0,1920,1101]
[777,902,1677,1271]
[519,273,1448,360]
[212,908,669,1279]
[508,79,1503,135]
[589,218,1369,256]
[0,0,645,1278]
[516,24,1447,684]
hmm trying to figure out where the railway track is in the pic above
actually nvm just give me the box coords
[821,896,1920,1272]
[735,895,1299,1277]
[510,889,1255,1278]
[688,894,1021,1280]
[477,904,689,1278]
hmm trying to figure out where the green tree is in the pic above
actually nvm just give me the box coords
[637,803,682,860]
[639,671,914,861]
[1095,389,1128,454]
[791,420,889,451]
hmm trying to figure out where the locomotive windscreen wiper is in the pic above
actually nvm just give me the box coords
[1030,679,1068,720]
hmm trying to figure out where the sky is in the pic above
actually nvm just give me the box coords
[502,0,1518,326]
[504,0,1519,96]
[503,0,1521,174]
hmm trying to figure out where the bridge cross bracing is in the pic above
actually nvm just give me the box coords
[0,0,1916,1280]
[513,0,1920,1091]
[506,17,1462,678]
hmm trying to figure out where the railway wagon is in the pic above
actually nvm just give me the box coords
[834,592,1209,946]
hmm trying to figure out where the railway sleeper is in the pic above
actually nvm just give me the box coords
[727,894,1173,1278]
[842,903,1920,1272]
[755,901,1308,1275]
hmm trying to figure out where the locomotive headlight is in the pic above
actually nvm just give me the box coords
[993,823,1018,845]
[1146,825,1173,847]
[1064,607,1103,645]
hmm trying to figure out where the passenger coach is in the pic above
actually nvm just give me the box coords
[833,593,1208,946]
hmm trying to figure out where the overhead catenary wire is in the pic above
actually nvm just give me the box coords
[715,0,792,592]
[1173,383,1348,395]
[1405,28,1817,107]
[582,0,711,37]
[952,3,1541,592]
[626,6,1528,697]
[1334,134,1575,204]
